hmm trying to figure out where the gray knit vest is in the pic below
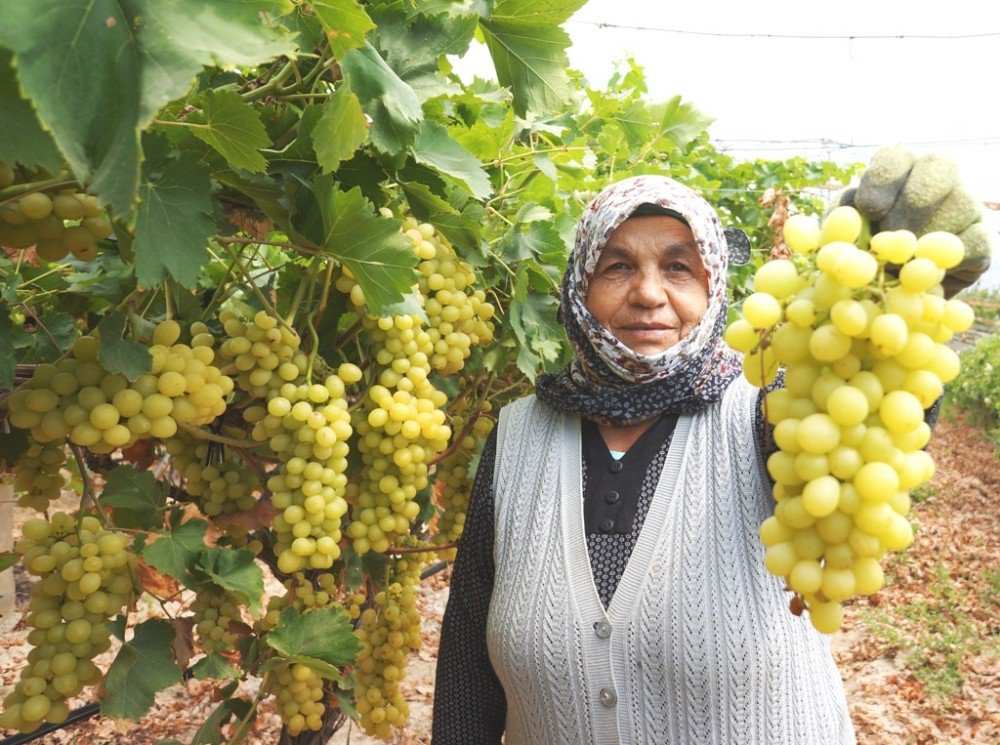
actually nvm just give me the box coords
[486,377,856,745]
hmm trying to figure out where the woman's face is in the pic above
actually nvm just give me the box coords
[585,215,709,356]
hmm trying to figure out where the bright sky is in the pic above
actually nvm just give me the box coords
[454,0,1000,287]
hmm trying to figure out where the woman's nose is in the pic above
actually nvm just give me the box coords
[630,269,668,307]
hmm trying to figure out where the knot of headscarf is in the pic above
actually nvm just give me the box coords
[535,175,742,426]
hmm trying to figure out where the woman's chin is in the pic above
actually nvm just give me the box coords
[616,330,680,356]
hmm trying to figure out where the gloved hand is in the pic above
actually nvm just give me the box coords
[844,146,993,298]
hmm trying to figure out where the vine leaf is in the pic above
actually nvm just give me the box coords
[191,697,253,745]
[313,178,418,315]
[100,466,167,531]
[650,95,715,150]
[192,651,241,681]
[265,606,362,677]
[100,619,184,720]
[190,89,270,173]
[134,145,216,290]
[341,43,423,154]
[97,313,152,381]
[142,519,209,589]
[0,0,294,217]
[478,0,587,117]
[197,548,264,614]
[0,49,60,171]
[410,120,492,199]
[0,552,18,574]
[311,0,376,58]
[313,82,369,174]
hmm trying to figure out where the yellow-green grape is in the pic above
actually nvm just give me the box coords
[0,189,110,262]
[163,435,258,516]
[1,514,133,733]
[753,259,801,300]
[728,217,963,633]
[783,214,821,254]
[271,663,327,736]
[820,206,863,245]
[12,441,68,512]
[352,551,431,739]
[191,588,242,652]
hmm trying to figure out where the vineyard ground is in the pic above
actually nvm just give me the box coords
[1,417,996,745]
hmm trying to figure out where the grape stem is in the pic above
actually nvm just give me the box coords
[225,685,268,745]
[178,423,260,450]
[0,177,80,203]
[384,542,458,555]
[220,243,296,335]
[69,443,102,520]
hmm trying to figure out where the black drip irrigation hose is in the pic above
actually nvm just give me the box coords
[1,561,453,744]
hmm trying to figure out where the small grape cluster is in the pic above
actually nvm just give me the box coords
[352,550,431,739]
[0,171,112,262]
[217,309,307,400]
[259,572,339,632]
[432,399,494,555]
[6,321,232,453]
[248,362,358,574]
[0,514,134,734]
[163,434,257,517]
[270,663,327,737]
[725,206,971,633]
[191,587,243,653]
[12,441,68,512]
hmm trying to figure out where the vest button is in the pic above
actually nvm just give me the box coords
[594,619,612,638]
[599,518,615,533]
[605,490,620,505]
[599,687,617,707]
[609,460,624,474]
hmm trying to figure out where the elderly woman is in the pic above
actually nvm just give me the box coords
[432,176,856,744]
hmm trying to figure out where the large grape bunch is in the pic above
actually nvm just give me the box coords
[0,162,113,262]
[724,205,972,633]
[6,321,232,454]
[0,514,134,733]
[338,217,495,556]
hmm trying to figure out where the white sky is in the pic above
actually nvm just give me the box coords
[453,0,1000,287]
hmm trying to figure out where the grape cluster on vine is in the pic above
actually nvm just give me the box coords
[0,514,134,732]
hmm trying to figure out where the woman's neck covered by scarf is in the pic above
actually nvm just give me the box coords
[536,175,742,427]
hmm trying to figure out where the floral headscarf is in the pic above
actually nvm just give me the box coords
[535,175,743,426]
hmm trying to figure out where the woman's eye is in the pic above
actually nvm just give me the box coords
[667,262,690,273]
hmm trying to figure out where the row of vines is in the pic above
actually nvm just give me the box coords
[0,1,859,742]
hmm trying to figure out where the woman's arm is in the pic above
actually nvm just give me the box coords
[432,429,507,744]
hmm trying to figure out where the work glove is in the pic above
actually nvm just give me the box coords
[844,146,993,298]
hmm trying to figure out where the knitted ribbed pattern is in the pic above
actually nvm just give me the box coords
[487,378,856,745]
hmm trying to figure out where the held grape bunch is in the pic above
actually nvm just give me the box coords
[725,206,971,633]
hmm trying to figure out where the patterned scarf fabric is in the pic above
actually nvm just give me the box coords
[535,176,742,426]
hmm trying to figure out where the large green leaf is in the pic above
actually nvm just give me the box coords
[197,548,264,613]
[410,120,492,199]
[134,146,216,289]
[265,606,362,675]
[100,466,167,530]
[313,83,369,174]
[479,0,587,116]
[190,89,270,173]
[340,43,423,154]
[313,178,418,315]
[142,519,209,589]
[649,96,714,150]
[0,49,61,171]
[97,313,152,381]
[311,0,376,58]
[101,619,184,720]
[0,1,294,216]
